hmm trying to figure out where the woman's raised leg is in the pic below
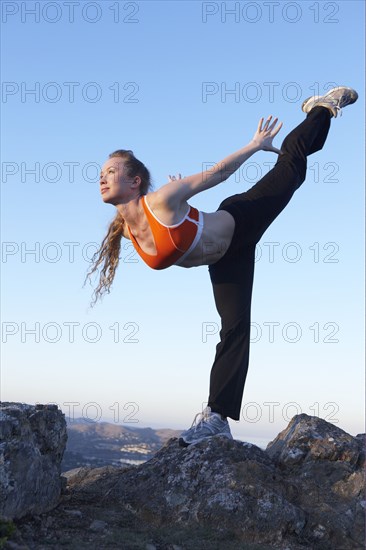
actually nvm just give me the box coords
[206,107,332,421]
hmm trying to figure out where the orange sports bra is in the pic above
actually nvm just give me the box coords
[127,195,204,270]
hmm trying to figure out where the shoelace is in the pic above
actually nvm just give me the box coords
[329,89,356,117]
[334,102,343,117]
[327,88,355,117]
[313,95,343,117]
[190,406,213,431]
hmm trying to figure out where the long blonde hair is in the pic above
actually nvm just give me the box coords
[84,150,152,307]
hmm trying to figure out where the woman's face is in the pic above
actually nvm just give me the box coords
[100,158,139,205]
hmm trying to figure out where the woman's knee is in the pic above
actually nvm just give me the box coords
[276,154,306,188]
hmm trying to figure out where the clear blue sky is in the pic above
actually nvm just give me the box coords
[1,0,365,446]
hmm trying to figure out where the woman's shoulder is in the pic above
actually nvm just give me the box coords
[143,190,192,226]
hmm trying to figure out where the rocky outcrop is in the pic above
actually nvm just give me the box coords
[266,415,365,548]
[0,402,67,520]
[2,410,365,549]
[65,438,306,548]
[61,414,364,549]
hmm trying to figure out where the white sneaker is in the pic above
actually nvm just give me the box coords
[301,86,358,118]
[179,406,233,447]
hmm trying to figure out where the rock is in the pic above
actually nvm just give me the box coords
[266,413,360,466]
[119,436,306,543]
[2,542,29,550]
[1,407,364,550]
[0,402,67,520]
[63,416,364,549]
[67,437,305,545]
[266,414,365,548]
[64,509,82,518]
[88,519,107,532]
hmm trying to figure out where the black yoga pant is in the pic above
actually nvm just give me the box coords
[207,107,331,420]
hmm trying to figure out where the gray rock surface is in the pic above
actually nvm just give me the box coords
[265,414,365,549]
[61,414,364,549]
[0,402,67,520]
[1,410,364,549]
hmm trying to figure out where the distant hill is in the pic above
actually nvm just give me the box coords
[62,419,182,472]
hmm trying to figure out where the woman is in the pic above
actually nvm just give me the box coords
[85,86,357,447]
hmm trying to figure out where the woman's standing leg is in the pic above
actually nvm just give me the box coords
[207,246,256,420]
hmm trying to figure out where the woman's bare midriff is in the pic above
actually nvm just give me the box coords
[178,210,235,267]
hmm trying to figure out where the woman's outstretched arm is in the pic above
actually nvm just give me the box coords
[157,116,283,207]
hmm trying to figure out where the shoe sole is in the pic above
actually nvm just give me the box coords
[301,95,320,112]
[179,433,233,448]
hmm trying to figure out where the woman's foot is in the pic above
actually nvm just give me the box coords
[179,406,233,447]
[302,86,358,118]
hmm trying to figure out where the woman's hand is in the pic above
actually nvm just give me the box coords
[251,116,283,154]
